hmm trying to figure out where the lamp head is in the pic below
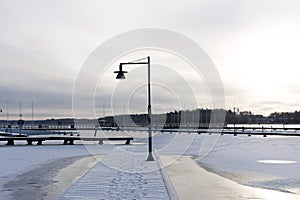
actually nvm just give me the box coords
[114,64,127,79]
[114,70,127,79]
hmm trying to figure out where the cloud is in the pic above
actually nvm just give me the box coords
[0,0,300,118]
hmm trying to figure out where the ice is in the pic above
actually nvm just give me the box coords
[136,132,300,193]
[196,135,300,193]
[1,131,300,197]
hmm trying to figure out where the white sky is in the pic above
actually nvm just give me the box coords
[0,0,300,119]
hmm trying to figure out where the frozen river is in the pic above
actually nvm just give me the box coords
[0,130,300,198]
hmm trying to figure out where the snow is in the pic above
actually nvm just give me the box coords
[134,131,300,193]
[1,130,300,198]
[60,148,170,200]
[194,135,300,193]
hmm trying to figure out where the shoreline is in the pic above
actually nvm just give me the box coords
[160,155,300,200]
[3,154,101,200]
[196,158,300,195]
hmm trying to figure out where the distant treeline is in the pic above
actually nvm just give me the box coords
[1,109,300,128]
[99,109,300,128]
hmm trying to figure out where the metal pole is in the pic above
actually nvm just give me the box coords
[32,101,34,126]
[146,56,154,161]
[123,102,125,128]
[19,101,22,119]
[200,107,202,128]
[206,108,208,128]
[234,107,236,133]
[6,100,9,126]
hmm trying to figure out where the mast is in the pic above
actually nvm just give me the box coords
[19,100,22,120]
[32,101,34,126]
[6,100,9,125]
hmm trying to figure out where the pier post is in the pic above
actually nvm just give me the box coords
[6,139,14,145]
[27,140,33,145]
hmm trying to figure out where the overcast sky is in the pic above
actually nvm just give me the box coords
[0,0,300,119]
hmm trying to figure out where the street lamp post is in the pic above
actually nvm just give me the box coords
[233,107,239,134]
[114,56,154,161]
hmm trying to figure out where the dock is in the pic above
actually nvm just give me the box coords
[0,136,134,146]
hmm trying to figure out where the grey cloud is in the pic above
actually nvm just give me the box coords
[1,0,300,118]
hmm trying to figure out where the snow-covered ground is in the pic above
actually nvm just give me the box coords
[1,130,300,198]
[0,142,115,199]
[133,131,300,194]
[196,135,300,194]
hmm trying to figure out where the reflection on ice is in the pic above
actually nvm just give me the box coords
[257,160,297,164]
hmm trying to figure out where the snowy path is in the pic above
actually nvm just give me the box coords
[60,147,171,200]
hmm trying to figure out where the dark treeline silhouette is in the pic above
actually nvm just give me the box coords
[1,109,300,129]
[98,109,300,129]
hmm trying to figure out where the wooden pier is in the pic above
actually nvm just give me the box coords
[0,136,134,146]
